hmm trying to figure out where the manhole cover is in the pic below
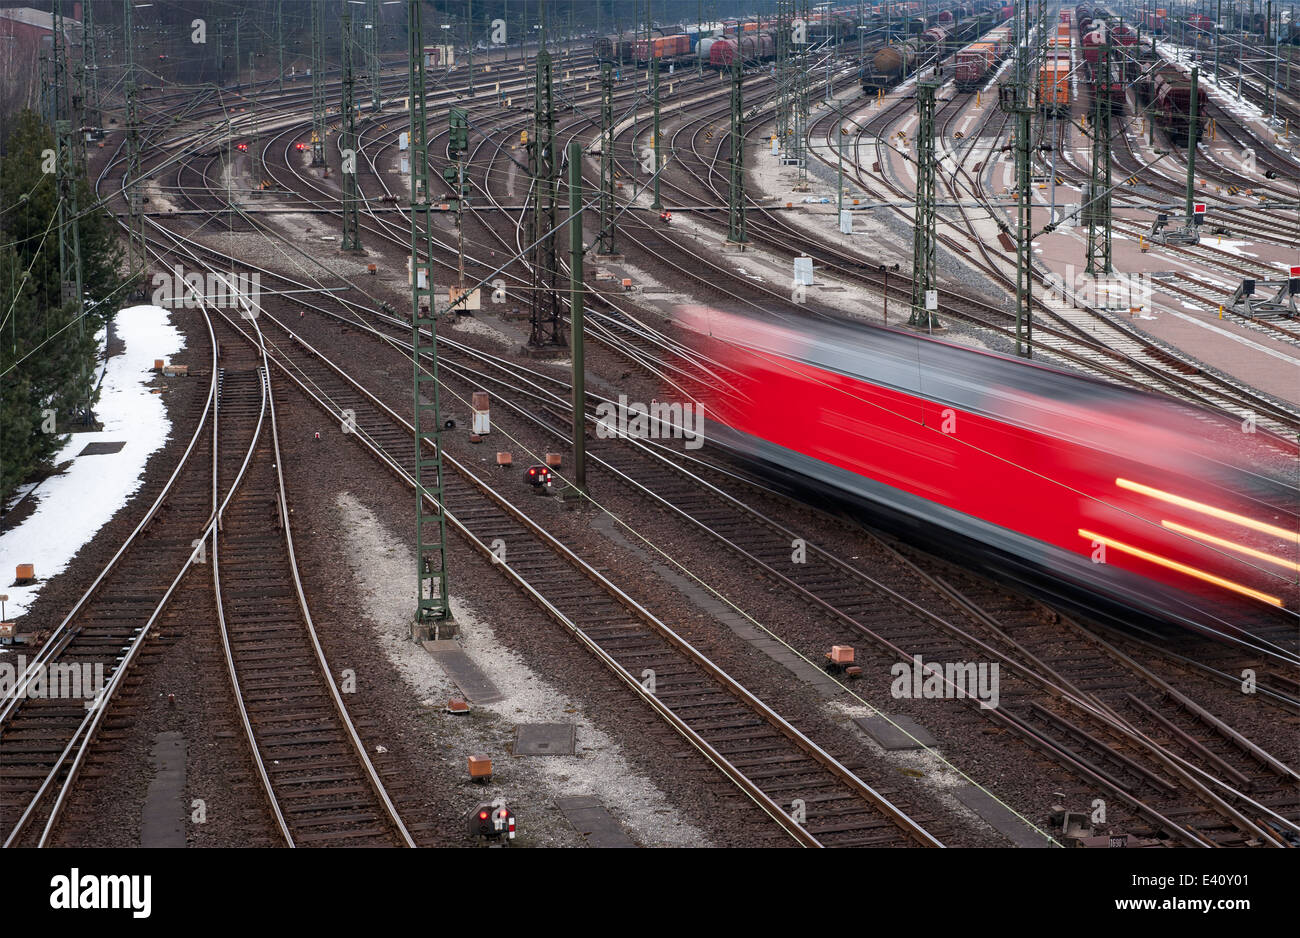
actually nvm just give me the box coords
[78,441,126,456]
[514,723,576,756]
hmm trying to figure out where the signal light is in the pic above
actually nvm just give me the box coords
[236,142,248,151]
[526,465,553,488]
[469,803,516,841]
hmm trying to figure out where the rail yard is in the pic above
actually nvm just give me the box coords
[0,0,1296,908]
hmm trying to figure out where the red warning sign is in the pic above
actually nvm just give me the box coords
[1290,265,1300,278]
[1193,203,1206,214]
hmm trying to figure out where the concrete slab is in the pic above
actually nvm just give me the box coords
[554,795,637,847]
[853,713,937,751]
[140,731,186,848]
[77,441,126,456]
[514,723,576,755]
[422,639,504,704]
[953,784,1055,848]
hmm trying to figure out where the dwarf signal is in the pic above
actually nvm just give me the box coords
[469,804,516,841]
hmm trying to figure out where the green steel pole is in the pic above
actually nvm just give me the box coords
[278,0,284,94]
[82,0,100,131]
[408,0,452,628]
[568,140,587,495]
[311,0,326,166]
[341,10,361,251]
[1186,65,1199,221]
[599,62,616,254]
[728,63,748,243]
[651,55,662,211]
[909,80,939,330]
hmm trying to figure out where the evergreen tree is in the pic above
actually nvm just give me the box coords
[1,109,123,503]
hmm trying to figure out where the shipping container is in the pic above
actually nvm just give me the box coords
[1037,58,1070,112]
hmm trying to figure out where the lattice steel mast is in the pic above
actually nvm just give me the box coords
[527,32,564,347]
[1085,38,1113,275]
[123,0,145,291]
[81,0,100,133]
[597,61,617,254]
[909,79,940,330]
[408,0,452,629]
[341,10,361,251]
[311,0,327,166]
[728,63,747,244]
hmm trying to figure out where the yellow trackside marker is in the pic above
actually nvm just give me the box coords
[1117,478,1300,546]
[1079,529,1284,607]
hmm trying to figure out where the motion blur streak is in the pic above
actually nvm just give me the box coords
[1079,529,1285,607]
[678,306,1300,631]
[1160,520,1300,575]
[1117,478,1300,546]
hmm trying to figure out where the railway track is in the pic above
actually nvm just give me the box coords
[137,207,951,847]
[207,310,418,848]
[811,64,1300,440]
[0,310,219,847]
[151,189,1300,849]
[45,26,1298,851]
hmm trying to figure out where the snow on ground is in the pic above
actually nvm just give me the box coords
[1209,238,1263,260]
[0,305,184,625]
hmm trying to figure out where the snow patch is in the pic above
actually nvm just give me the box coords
[334,492,709,847]
[0,305,184,625]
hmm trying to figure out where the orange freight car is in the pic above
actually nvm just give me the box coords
[1037,57,1070,113]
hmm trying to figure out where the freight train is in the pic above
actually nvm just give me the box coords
[595,7,866,67]
[1076,7,1128,113]
[861,2,1006,90]
[1139,63,1210,142]
[1035,21,1072,112]
[680,307,1300,637]
[953,23,1013,91]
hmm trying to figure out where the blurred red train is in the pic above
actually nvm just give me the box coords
[679,308,1300,635]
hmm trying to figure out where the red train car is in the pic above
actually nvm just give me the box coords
[681,308,1300,635]
[1140,10,1166,32]
[1151,65,1209,139]
[953,24,1013,91]
[708,31,774,67]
